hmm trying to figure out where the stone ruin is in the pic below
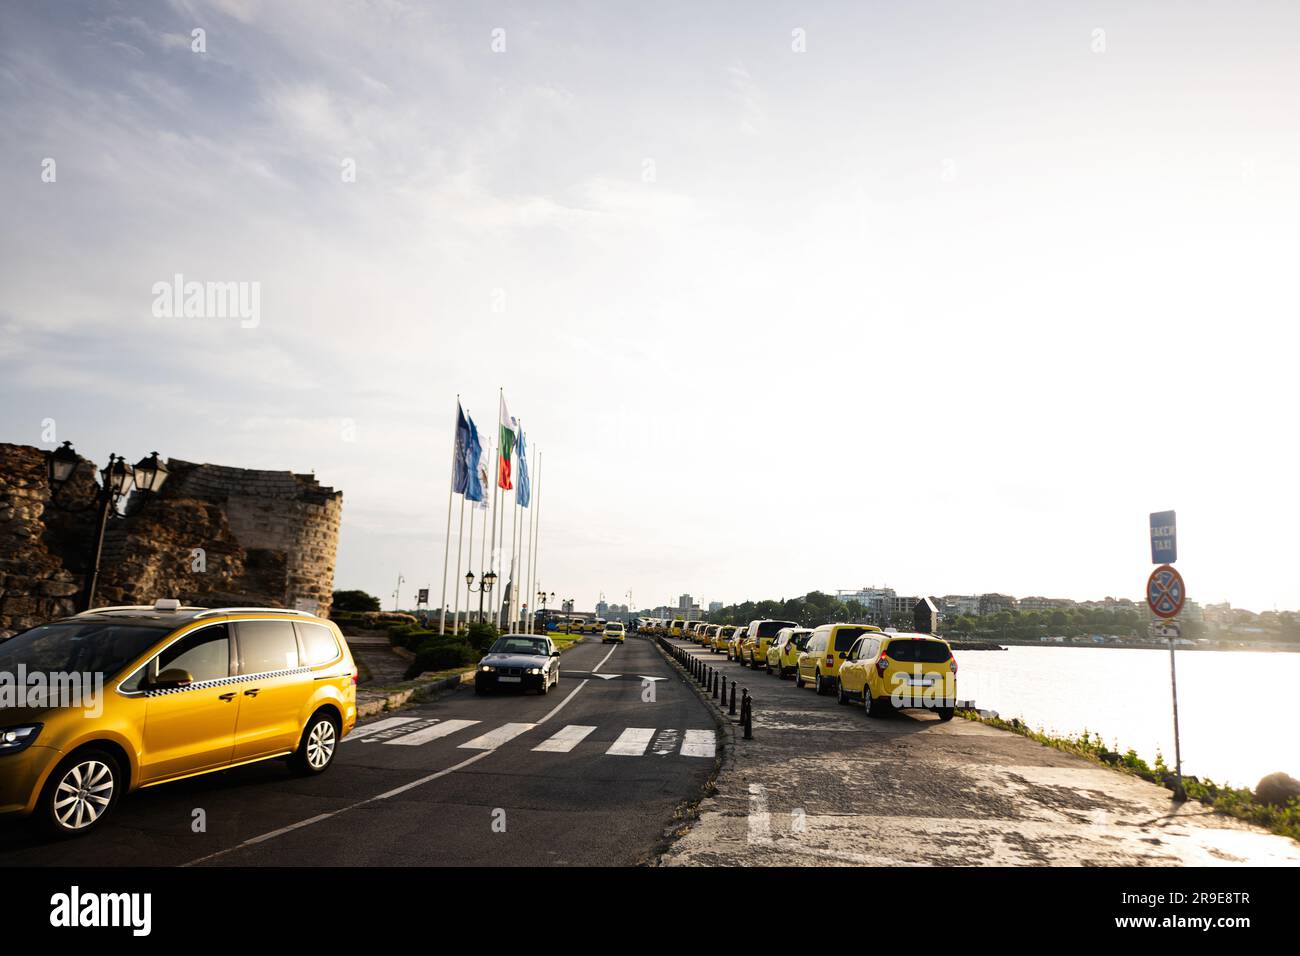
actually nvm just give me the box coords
[0,443,342,638]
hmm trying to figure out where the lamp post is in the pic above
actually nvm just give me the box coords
[537,589,553,632]
[466,570,497,625]
[45,442,169,612]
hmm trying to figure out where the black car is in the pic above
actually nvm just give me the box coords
[474,635,561,695]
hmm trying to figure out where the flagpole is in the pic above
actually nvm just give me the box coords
[451,492,466,635]
[524,447,537,633]
[490,388,502,629]
[439,396,460,636]
[464,483,476,624]
[530,450,543,634]
[476,435,491,622]
[513,479,523,630]
[509,424,521,631]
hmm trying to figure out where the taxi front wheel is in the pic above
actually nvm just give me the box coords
[39,748,122,838]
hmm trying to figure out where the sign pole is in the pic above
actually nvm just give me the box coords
[1148,509,1186,803]
[1167,633,1186,801]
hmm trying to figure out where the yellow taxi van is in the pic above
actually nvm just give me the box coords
[741,619,798,668]
[765,626,812,677]
[836,631,957,719]
[0,601,356,837]
[795,623,883,694]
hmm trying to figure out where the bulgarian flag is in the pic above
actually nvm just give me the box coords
[498,395,517,490]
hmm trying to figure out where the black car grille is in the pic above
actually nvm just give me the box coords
[504,666,524,676]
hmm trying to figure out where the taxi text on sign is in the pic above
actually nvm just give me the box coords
[1149,510,1177,564]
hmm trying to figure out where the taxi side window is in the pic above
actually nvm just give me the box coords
[236,620,300,674]
[157,624,231,684]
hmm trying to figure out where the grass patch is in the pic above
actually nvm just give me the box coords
[957,709,1300,842]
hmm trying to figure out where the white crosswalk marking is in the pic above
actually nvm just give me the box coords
[532,724,597,753]
[458,722,537,750]
[606,727,656,756]
[681,729,716,758]
[384,719,480,746]
[344,717,420,741]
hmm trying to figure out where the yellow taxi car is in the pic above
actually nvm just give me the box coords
[711,625,734,654]
[668,618,686,639]
[585,618,606,636]
[565,617,587,634]
[694,623,713,646]
[765,626,812,677]
[795,622,883,694]
[836,631,957,719]
[0,601,357,837]
[741,619,799,669]
[602,622,626,644]
[726,625,749,661]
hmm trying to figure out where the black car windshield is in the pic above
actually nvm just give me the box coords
[489,637,549,656]
[0,621,169,680]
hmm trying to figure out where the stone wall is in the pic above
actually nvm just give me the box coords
[0,443,342,637]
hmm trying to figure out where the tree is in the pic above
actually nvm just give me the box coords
[333,589,380,612]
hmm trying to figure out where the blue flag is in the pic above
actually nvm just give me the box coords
[465,414,484,503]
[516,429,531,507]
[453,403,471,494]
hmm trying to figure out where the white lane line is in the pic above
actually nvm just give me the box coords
[591,643,619,673]
[681,729,716,758]
[343,716,419,741]
[384,719,480,746]
[183,642,625,866]
[458,722,537,750]
[532,724,597,753]
[606,727,656,756]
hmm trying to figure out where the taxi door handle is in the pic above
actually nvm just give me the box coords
[244,688,260,697]
[218,692,236,702]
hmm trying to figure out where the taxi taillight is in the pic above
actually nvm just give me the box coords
[876,657,889,675]
[949,657,958,674]
[350,673,358,685]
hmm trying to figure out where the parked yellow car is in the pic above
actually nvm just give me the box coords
[711,625,734,653]
[837,632,957,719]
[669,618,685,638]
[727,625,749,661]
[742,619,799,668]
[694,623,713,646]
[765,626,812,677]
[0,602,357,837]
[602,622,626,644]
[795,623,883,694]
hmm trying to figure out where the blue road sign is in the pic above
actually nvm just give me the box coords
[1150,510,1177,564]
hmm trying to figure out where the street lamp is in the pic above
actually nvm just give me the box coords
[45,441,168,611]
[466,570,497,625]
[536,589,554,632]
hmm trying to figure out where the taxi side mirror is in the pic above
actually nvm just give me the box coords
[153,667,193,689]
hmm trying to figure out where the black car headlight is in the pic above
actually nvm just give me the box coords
[0,724,41,755]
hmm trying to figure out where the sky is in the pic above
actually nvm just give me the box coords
[2,1,1298,615]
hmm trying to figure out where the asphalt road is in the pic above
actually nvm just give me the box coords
[0,636,718,867]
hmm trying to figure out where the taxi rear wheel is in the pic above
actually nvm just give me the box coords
[292,711,340,776]
[814,671,825,695]
[795,669,806,688]
[837,680,850,705]
[936,707,954,721]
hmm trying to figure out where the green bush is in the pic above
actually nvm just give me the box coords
[404,639,479,679]
[464,622,499,654]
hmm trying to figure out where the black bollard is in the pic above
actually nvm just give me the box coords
[729,681,737,715]
[742,689,753,740]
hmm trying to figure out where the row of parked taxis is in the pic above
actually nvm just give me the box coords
[639,616,957,719]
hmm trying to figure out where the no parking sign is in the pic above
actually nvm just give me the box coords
[1147,564,1186,619]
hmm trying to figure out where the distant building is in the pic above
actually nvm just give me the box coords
[837,587,896,622]
[942,595,980,617]
[708,601,723,614]
[978,593,1018,616]
[678,594,693,611]
[1018,596,1076,613]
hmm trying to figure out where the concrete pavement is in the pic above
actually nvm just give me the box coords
[656,637,1300,866]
